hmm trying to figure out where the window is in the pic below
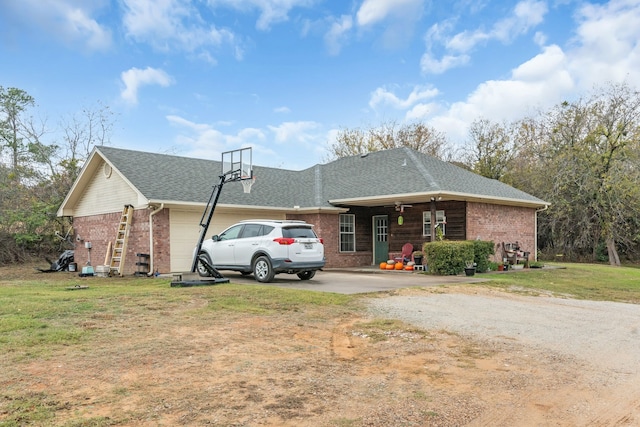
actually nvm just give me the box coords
[339,214,355,252]
[219,224,243,241]
[241,224,267,238]
[423,210,446,237]
[282,226,317,239]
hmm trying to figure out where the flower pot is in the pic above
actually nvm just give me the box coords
[464,267,476,276]
[413,256,423,265]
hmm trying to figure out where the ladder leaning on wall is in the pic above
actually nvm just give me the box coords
[109,204,134,276]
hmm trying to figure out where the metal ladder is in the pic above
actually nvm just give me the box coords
[109,205,134,276]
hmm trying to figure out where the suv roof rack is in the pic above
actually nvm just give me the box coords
[239,219,307,224]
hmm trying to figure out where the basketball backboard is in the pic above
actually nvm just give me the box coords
[221,147,252,182]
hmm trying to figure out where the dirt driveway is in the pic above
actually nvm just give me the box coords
[2,266,639,426]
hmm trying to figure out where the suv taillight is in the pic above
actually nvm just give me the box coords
[274,237,296,245]
[319,238,324,244]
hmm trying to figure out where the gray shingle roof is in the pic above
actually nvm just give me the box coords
[97,146,547,208]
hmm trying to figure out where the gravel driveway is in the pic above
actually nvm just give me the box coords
[368,291,640,375]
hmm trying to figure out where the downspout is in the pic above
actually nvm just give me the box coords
[148,203,164,276]
[534,204,549,262]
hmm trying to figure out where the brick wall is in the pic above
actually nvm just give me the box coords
[466,202,537,261]
[151,209,171,274]
[73,208,170,275]
[285,213,370,268]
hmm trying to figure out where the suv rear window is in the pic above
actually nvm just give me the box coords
[282,226,316,239]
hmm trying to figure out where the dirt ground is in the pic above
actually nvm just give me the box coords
[2,266,639,426]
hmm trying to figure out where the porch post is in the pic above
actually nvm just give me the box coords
[430,198,437,242]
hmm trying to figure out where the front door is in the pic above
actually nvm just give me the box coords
[373,215,389,264]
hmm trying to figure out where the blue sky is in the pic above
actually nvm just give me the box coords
[2,0,639,171]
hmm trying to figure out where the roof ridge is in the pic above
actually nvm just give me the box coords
[403,147,439,190]
[314,165,323,206]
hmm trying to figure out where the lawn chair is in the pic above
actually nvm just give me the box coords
[394,243,414,264]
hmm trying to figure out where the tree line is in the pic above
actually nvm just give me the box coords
[327,82,640,265]
[2,82,639,265]
[0,86,114,263]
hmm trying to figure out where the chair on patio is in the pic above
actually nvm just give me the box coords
[394,243,414,264]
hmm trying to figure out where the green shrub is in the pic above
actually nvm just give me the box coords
[472,240,494,273]
[423,241,474,275]
[423,240,495,275]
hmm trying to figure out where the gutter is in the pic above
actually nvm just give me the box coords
[148,203,164,275]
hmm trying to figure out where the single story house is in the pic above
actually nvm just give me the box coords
[58,146,549,275]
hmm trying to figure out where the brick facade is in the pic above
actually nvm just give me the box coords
[466,202,537,262]
[73,208,171,275]
[72,203,538,274]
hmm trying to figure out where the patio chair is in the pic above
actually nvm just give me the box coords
[394,243,414,264]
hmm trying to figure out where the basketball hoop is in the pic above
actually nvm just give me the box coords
[241,176,255,194]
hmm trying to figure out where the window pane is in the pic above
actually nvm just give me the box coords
[283,226,317,238]
[339,214,355,252]
[423,210,446,237]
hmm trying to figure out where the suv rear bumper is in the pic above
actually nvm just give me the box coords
[271,259,325,272]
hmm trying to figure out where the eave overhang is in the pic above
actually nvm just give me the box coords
[329,191,550,209]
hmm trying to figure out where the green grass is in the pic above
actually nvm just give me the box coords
[1,263,639,425]
[0,276,355,362]
[201,283,354,313]
[479,263,640,303]
[0,275,357,425]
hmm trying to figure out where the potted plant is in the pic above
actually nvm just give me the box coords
[464,261,476,276]
[412,251,424,266]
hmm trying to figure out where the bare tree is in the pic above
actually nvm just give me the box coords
[326,120,451,161]
[462,118,514,180]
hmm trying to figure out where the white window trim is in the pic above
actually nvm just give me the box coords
[423,210,446,237]
[339,214,356,252]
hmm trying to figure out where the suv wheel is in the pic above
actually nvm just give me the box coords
[253,256,275,283]
[297,271,315,280]
[197,252,213,277]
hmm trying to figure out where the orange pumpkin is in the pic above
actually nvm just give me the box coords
[380,262,387,270]
[385,263,395,270]
[394,262,404,270]
[404,265,414,271]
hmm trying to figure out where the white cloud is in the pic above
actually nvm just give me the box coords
[420,52,470,74]
[356,0,423,27]
[168,114,268,159]
[208,0,313,31]
[324,15,353,55]
[568,0,640,89]
[1,0,112,51]
[274,106,291,113]
[355,0,424,48]
[122,0,240,58]
[268,121,320,143]
[418,0,640,147]
[120,67,174,105]
[405,102,439,121]
[167,116,327,169]
[369,85,439,110]
[422,0,547,74]
[425,44,573,144]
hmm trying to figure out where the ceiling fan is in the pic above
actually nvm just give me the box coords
[393,201,412,213]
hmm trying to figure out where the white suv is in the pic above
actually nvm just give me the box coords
[197,220,325,283]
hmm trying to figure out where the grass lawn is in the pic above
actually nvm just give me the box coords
[1,262,639,425]
[478,262,640,303]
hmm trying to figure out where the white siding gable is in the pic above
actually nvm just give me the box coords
[74,161,142,217]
